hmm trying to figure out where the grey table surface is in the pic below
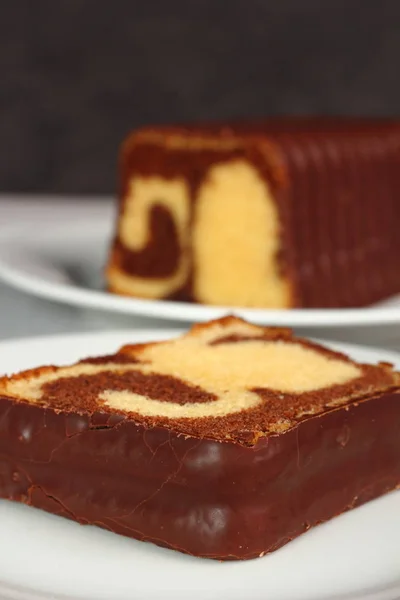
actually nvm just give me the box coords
[0,196,182,343]
[0,280,182,341]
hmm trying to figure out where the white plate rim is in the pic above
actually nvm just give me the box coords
[0,218,400,328]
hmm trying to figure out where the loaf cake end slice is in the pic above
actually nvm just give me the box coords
[107,124,294,308]
[107,119,400,308]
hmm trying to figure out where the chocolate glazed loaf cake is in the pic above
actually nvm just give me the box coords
[0,317,400,560]
[107,118,400,308]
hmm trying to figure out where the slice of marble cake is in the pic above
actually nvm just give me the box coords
[0,316,399,559]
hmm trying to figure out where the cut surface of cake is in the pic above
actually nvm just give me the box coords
[106,118,400,308]
[0,316,399,560]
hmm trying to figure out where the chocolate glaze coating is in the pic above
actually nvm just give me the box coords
[1,389,399,560]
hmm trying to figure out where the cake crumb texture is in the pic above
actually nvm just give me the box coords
[0,317,397,444]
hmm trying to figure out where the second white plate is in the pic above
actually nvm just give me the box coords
[1,211,400,329]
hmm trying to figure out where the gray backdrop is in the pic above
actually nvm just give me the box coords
[1,0,399,193]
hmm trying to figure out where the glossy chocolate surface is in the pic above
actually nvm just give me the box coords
[110,118,400,307]
[1,389,399,560]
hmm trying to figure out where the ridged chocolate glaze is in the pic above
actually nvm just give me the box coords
[360,138,378,303]
[1,390,399,560]
[331,135,354,306]
[388,134,400,296]
[278,134,315,307]
[267,123,400,307]
[274,135,305,305]
[318,136,337,305]
[374,138,388,296]
[111,119,400,307]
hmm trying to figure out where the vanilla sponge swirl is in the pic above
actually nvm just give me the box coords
[0,318,396,442]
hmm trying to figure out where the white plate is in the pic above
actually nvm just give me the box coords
[1,213,400,330]
[0,329,399,600]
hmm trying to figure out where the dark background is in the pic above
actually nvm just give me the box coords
[1,0,399,194]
